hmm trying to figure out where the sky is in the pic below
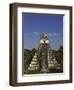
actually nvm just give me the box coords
[23,13,63,50]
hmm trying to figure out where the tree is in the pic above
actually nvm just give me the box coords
[31,48,36,56]
[58,46,63,52]
[24,48,37,73]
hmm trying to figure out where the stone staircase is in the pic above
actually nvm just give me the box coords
[28,53,39,70]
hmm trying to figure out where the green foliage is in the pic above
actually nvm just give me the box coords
[24,46,63,74]
[51,47,63,72]
[24,48,37,73]
[48,68,63,73]
[58,45,63,52]
[25,69,40,74]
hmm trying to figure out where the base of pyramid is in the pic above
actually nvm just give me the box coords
[40,68,49,73]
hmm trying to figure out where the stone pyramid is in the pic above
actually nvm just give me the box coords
[28,53,39,70]
[28,32,59,72]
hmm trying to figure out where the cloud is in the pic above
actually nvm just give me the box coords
[33,32,40,35]
[24,32,59,37]
[24,33,28,36]
[53,33,59,36]
[33,32,59,37]
[48,33,52,36]
[48,33,59,37]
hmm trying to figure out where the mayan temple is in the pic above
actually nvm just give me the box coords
[28,32,59,73]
